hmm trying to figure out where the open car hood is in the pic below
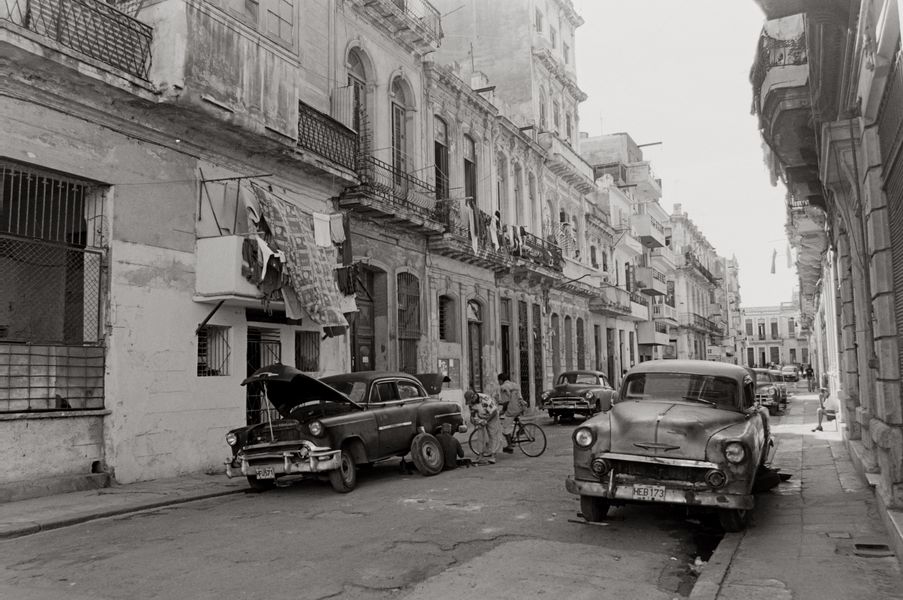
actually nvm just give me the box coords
[241,364,363,418]
[415,373,449,395]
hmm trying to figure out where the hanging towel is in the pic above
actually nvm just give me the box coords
[467,203,478,254]
[330,213,346,244]
[313,213,332,247]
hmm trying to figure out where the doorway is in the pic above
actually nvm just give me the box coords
[246,327,281,425]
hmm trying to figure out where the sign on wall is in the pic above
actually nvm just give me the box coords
[438,357,460,388]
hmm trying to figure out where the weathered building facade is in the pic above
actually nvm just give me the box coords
[741,295,807,368]
[750,0,903,531]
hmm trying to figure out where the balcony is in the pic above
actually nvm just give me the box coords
[589,285,632,318]
[680,312,723,336]
[631,213,666,248]
[629,292,649,321]
[615,229,643,257]
[348,0,442,54]
[638,321,670,346]
[511,230,564,281]
[297,101,358,174]
[625,162,662,200]
[650,246,677,270]
[537,132,596,194]
[1,0,153,79]
[652,303,678,323]
[428,201,513,274]
[680,250,719,286]
[195,236,276,306]
[635,266,667,296]
[339,155,445,235]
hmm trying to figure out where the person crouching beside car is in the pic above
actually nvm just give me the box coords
[465,389,501,465]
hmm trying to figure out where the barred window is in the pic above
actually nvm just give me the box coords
[295,330,320,372]
[438,295,457,342]
[198,325,230,376]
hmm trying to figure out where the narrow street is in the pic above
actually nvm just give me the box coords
[0,420,720,600]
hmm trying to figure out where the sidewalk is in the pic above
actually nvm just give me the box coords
[691,386,903,600]
[0,471,246,539]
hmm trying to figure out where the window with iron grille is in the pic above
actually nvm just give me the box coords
[531,303,542,404]
[197,325,231,376]
[464,135,477,204]
[438,294,457,342]
[295,330,320,372]
[397,272,420,374]
[576,318,586,369]
[0,160,106,412]
[745,319,753,336]
[224,0,295,45]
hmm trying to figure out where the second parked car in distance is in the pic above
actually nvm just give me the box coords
[540,370,617,422]
[780,364,800,382]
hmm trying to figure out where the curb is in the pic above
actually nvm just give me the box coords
[688,532,744,600]
[0,488,245,540]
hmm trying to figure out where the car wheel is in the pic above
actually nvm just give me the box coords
[410,432,444,476]
[246,475,276,491]
[718,508,749,532]
[328,448,357,493]
[580,495,610,522]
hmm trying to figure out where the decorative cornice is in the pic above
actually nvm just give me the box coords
[532,48,587,102]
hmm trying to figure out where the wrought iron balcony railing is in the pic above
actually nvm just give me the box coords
[297,101,358,172]
[519,230,563,272]
[2,0,153,79]
[629,291,648,306]
[354,155,437,219]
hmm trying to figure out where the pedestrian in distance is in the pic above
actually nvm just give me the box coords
[806,364,815,392]
[465,389,501,465]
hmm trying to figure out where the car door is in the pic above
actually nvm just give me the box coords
[369,379,417,457]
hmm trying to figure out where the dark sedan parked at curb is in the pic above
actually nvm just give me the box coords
[540,370,617,422]
[565,360,774,532]
[225,365,466,493]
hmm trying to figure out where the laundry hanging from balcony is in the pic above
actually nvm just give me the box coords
[248,183,349,334]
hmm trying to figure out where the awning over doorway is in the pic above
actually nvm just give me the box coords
[250,183,348,334]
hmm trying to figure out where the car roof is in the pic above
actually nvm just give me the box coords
[558,370,608,377]
[628,359,751,381]
[320,371,420,384]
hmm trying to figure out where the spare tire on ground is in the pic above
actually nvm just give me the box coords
[410,432,444,476]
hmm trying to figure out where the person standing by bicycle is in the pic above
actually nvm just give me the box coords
[497,373,526,453]
[465,389,501,465]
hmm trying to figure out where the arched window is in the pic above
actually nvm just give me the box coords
[576,317,586,369]
[539,88,548,130]
[438,294,457,342]
[564,315,573,370]
[551,313,561,376]
[552,100,560,133]
[397,272,420,374]
[590,246,598,268]
[464,135,477,204]
[434,116,449,200]
[390,77,411,178]
[347,48,370,133]
[467,300,484,392]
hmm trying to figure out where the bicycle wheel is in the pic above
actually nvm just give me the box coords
[468,428,482,456]
[516,423,547,457]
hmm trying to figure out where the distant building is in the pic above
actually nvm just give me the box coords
[740,292,808,368]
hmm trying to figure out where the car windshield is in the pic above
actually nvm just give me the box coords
[321,380,367,404]
[622,372,740,409]
[753,370,774,383]
[558,373,600,385]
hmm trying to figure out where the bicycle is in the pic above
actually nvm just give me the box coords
[468,416,547,457]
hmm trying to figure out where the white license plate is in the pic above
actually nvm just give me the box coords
[633,484,666,501]
[256,467,275,480]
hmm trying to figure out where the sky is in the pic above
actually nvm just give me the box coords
[573,0,797,307]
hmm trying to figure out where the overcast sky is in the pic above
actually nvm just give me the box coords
[573,0,797,307]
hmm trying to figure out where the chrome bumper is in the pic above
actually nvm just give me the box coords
[565,475,754,510]
[225,442,341,479]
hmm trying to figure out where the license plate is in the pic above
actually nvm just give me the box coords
[633,484,666,501]
[255,467,275,480]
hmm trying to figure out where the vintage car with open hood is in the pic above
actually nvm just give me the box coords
[225,365,466,493]
[540,370,617,421]
[565,360,773,531]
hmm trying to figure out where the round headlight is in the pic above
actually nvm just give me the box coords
[584,391,594,400]
[309,421,324,437]
[574,427,595,448]
[724,442,746,463]
[705,469,727,488]
[541,391,551,400]
[225,432,238,447]
[591,457,611,477]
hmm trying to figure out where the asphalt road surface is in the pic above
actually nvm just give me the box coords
[0,417,721,600]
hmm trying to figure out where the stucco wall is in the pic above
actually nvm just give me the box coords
[0,412,106,486]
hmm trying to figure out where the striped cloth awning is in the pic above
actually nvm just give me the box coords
[251,184,348,332]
